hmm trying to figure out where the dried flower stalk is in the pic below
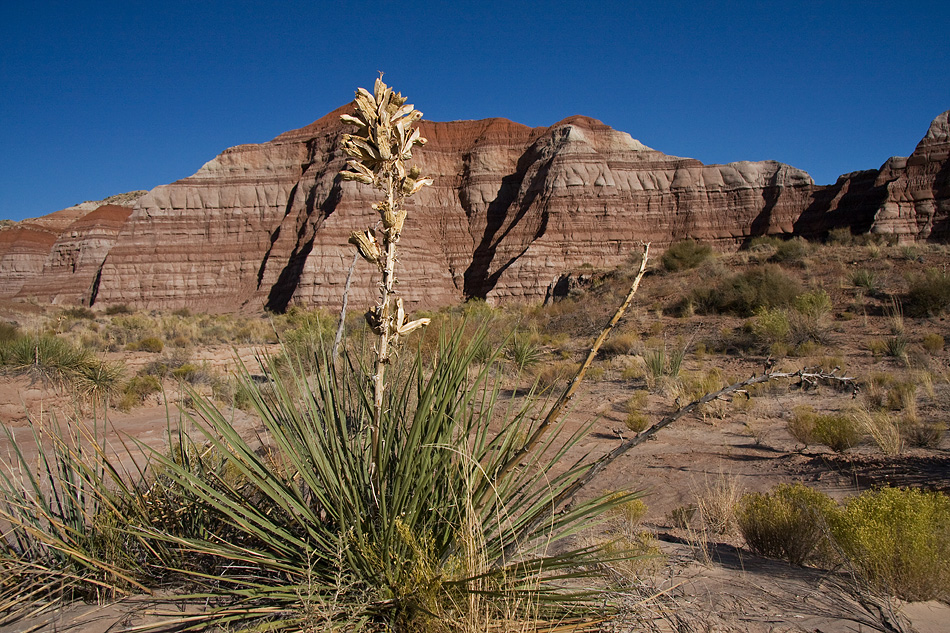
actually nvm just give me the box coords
[340,77,433,441]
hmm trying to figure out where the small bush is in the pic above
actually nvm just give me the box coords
[830,487,950,601]
[624,392,650,433]
[105,304,133,315]
[770,237,810,264]
[788,406,862,452]
[813,412,863,453]
[60,306,96,320]
[750,307,790,349]
[695,473,743,535]
[598,331,638,358]
[921,332,944,354]
[793,289,832,320]
[691,265,802,316]
[736,483,838,566]
[850,269,879,293]
[117,375,162,410]
[1,333,94,386]
[904,268,950,317]
[505,333,542,372]
[883,335,908,360]
[903,421,944,448]
[661,239,712,272]
[852,408,904,456]
[533,359,578,390]
[787,406,818,447]
[827,227,854,245]
[128,336,165,353]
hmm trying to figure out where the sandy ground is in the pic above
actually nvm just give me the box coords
[1,349,948,631]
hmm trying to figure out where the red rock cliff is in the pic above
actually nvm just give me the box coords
[3,109,948,311]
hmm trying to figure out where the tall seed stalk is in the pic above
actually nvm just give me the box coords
[340,77,432,457]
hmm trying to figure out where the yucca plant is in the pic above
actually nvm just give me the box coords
[127,79,651,631]
[0,414,153,619]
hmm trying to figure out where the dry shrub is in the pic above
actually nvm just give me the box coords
[532,359,578,391]
[852,408,904,456]
[598,331,638,358]
[921,332,945,353]
[903,268,950,317]
[735,483,838,566]
[902,420,944,448]
[694,472,743,536]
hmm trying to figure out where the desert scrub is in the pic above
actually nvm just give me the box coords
[597,330,638,358]
[532,359,578,391]
[661,238,712,272]
[769,236,811,264]
[903,268,950,317]
[921,332,945,353]
[504,331,543,372]
[787,405,862,452]
[104,303,133,315]
[0,321,18,343]
[849,268,880,294]
[690,264,802,316]
[694,472,743,536]
[830,487,950,601]
[736,483,838,566]
[852,408,904,455]
[117,375,162,411]
[0,333,123,402]
[127,336,164,353]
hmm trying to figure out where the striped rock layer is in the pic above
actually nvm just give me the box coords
[2,109,948,312]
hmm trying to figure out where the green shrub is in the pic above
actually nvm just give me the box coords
[505,333,542,371]
[793,289,832,320]
[692,265,802,316]
[661,239,712,272]
[830,487,950,601]
[736,483,838,566]
[128,336,164,353]
[883,335,908,359]
[1,334,92,386]
[827,227,854,245]
[904,268,950,317]
[787,406,818,447]
[751,307,790,347]
[770,237,810,264]
[788,406,862,452]
[117,375,162,410]
[850,269,879,293]
[813,412,863,453]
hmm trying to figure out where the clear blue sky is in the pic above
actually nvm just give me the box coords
[2,1,948,221]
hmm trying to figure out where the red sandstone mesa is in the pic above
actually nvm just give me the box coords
[1,109,947,312]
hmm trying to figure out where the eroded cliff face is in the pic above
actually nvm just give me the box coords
[3,108,948,312]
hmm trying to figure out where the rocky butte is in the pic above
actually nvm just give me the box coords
[1,109,947,312]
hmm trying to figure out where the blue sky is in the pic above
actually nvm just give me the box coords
[1,1,948,221]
